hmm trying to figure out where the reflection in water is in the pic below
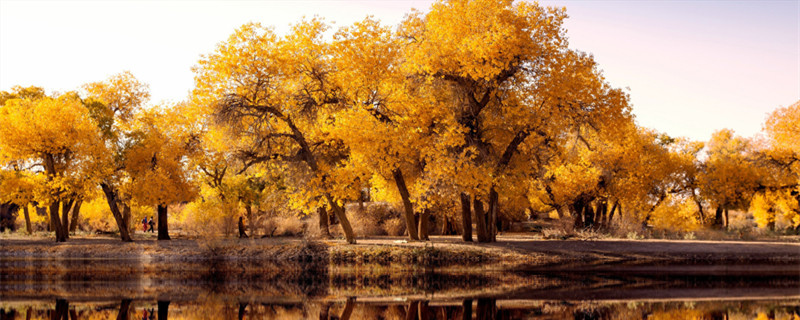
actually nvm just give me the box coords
[1,299,799,319]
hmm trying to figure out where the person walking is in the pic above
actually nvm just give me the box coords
[142,217,148,233]
[148,216,155,233]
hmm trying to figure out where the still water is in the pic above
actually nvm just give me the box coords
[1,258,798,319]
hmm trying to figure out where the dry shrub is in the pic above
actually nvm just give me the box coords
[383,217,406,236]
[344,202,404,237]
[261,216,306,237]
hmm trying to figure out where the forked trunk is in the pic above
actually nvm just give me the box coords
[393,168,420,241]
[326,194,356,244]
[157,204,170,240]
[460,193,472,242]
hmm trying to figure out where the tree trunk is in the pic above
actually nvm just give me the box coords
[69,199,82,232]
[245,205,255,238]
[49,202,66,242]
[474,198,489,243]
[724,208,729,230]
[572,201,584,230]
[157,204,170,240]
[53,299,69,320]
[100,183,133,242]
[462,299,472,320]
[158,301,170,320]
[714,206,724,228]
[319,302,331,320]
[583,202,595,229]
[318,206,331,239]
[22,205,32,234]
[238,302,248,320]
[340,297,355,320]
[607,201,619,226]
[460,193,472,242]
[418,209,430,241]
[326,194,356,244]
[393,169,420,241]
[117,299,131,320]
[406,301,419,320]
[487,188,498,242]
[60,199,74,240]
[418,300,430,320]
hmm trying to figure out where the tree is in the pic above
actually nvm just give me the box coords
[401,0,631,242]
[698,129,759,229]
[122,106,198,240]
[751,101,800,231]
[83,71,151,241]
[0,93,104,241]
[192,20,358,243]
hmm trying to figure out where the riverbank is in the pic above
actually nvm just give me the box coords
[1,234,798,270]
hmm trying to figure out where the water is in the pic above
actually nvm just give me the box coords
[1,258,798,319]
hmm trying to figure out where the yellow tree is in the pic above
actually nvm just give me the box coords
[0,93,104,242]
[328,16,456,241]
[402,0,631,242]
[751,101,800,230]
[83,71,151,241]
[192,20,359,243]
[698,129,760,229]
[123,105,198,240]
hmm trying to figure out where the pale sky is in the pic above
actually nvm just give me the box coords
[1,0,798,142]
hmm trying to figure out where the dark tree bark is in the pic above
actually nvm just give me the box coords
[157,204,170,240]
[476,299,495,320]
[157,301,170,320]
[572,201,585,230]
[23,205,32,234]
[405,301,419,320]
[116,299,131,320]
[100,183,132,242]
[418,209,430,241]
[52,299,69,320]
[460,193,473,242]
[244,205,254,238]
[326,195,356,244]
[48,202,66,242]
[238,216,248,238]
[418,300,430,320]
[237,302,247,320]
[393,168,420,241]
[487,188,498,242]
[607,201,619,226]
[60,199,74,239]
[69,199,82,232]
[339,297,355,320]
[462,299,472,320]
[319,302,331,320]
[474,198,489,243]
[318,206,331,239]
